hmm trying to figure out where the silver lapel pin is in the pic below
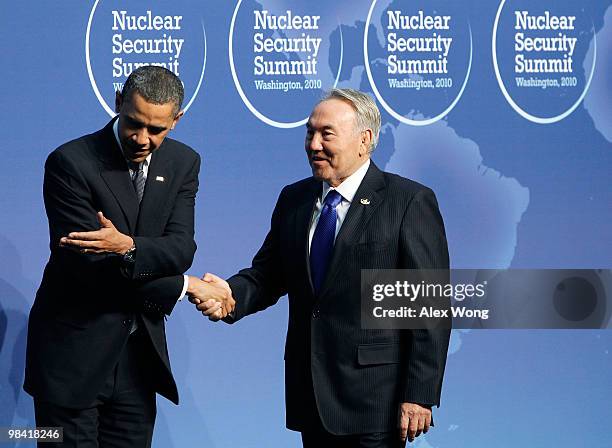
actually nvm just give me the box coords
[155,176,165,182]
[360,198,370,205]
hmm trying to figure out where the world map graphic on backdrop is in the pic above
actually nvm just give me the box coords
[240,3,611,444]
[0,1,610,447]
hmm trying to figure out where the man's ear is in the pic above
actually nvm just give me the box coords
[360,129,373,156]
[171,110,185,130]
[115,91,123,114]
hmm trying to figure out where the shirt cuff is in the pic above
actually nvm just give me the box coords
[177,274,189,301]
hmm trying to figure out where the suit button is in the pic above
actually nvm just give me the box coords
[312,309,320,318]
[123,319,132,325]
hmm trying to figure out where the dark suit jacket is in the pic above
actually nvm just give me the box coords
[24,118,200,408]
[227,162,450,435]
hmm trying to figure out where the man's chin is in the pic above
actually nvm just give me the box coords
[311,168,326,181]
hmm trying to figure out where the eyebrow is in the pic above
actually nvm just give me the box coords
[306,123,335,132]
[125,115,168,132]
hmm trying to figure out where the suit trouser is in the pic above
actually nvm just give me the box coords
[301,429,407,448]
[34,327,157,448]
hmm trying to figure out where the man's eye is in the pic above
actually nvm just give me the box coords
[148,128,164,135]
[126,118,142,128]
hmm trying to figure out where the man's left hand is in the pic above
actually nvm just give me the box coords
[398,402,431,443]
[60,212,133,255]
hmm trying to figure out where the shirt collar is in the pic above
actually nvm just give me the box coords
[321,158,371,203]
[112,118,151,167]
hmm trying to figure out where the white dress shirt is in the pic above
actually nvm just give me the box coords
[112,120,189,303]
[308,159,371,254]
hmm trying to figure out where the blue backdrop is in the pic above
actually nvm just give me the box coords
[1,1,610,447]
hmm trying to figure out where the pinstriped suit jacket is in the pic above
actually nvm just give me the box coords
[227,162,450,435]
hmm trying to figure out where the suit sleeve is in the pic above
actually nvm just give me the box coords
[43,150,184,315]
[130,153,200,279]
[225,189,288,322]
[398,188,451,407]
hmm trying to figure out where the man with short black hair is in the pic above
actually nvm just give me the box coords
[25,66,232,447]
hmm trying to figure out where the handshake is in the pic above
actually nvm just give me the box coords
[185,274,235,321]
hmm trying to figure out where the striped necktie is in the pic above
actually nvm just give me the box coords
[128,161,145,204]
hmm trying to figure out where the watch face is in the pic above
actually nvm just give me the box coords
[124,246,136,263]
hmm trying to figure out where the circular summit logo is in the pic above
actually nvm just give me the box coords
[229,0,344,128]
[364,0,472,126]
[492,0,596,124]
[86,0,207,117]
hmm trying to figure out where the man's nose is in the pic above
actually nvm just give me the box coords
[134,128,149,146]
[307,133,323,151]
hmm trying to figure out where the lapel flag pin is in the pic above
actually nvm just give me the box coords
[155,176,165,182]
[360,198,370,205]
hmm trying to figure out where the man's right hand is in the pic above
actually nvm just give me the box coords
[186,274,235,320]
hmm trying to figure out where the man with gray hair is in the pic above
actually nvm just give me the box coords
[25,66,232,447]
[192,88,450,447]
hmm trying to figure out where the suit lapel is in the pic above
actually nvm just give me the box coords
[136,147,174,233]
[316,163,386,300]
[293,179,321,295]
[97,119,139,233]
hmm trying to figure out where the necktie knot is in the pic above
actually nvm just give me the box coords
[323,190,343,209]
[127,160,142,174]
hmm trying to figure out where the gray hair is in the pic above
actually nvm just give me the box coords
[121,66,184,115]
[321,88,381,152]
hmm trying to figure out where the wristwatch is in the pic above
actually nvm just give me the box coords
[123,243,137,263]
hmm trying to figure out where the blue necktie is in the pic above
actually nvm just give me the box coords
[310,190,343,294]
